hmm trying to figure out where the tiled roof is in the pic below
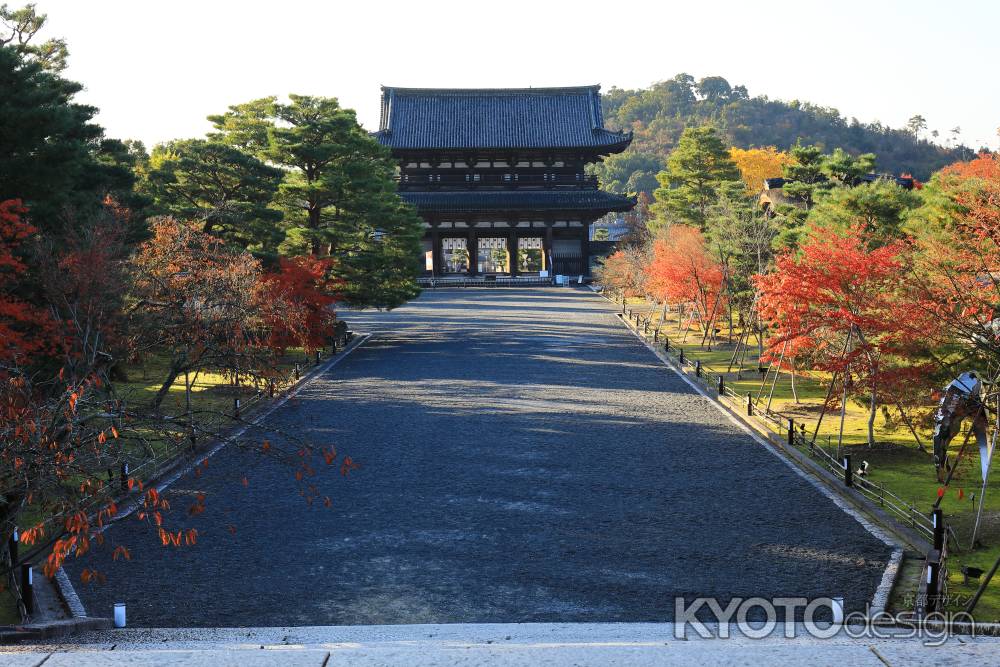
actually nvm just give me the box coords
[375,86,632,151]
[399,190,636,213]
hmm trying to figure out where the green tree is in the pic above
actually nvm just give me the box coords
[706,181,776,343]
[773,143,881,248]
[588,150,662,196]
[211,95,423,308]
[1,3,67,71]
[821,147,876,186]
[696,76,732,102]
[906,114,927,139]
[0,9,135,234]
[651,126,740,229]
[808,179,919,247]
[142,139,284,252]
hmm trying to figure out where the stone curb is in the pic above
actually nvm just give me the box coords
[0,616,111,644]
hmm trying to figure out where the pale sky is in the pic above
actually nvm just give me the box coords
[35,0,1000,151]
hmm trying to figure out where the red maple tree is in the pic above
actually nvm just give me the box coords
[0,200,56,365]
[264,255,339,353]
[755,223,934,445]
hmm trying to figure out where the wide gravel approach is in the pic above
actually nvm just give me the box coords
[67,288,892,627]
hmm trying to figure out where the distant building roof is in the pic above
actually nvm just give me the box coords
[375,86,633,151]
[399,190,636,214]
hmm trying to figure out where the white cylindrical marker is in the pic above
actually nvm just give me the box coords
[114,602,126,628]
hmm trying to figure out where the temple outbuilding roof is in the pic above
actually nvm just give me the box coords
[375,86,632,152]
[399,190,636,213]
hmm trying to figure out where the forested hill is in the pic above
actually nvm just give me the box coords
[596,74,970,195]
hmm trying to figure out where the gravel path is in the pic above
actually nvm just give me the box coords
[67,287,892,627]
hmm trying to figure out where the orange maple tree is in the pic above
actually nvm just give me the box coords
[644,226,725,339]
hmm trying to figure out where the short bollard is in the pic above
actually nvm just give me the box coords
[926,556,941,613]
[717,376,724,394]
[653,329,659,342]
[746,393,753,416]
[114,602,126,628]
[664,338,670,351]
[268,381,275,398]
[234,397,241,419]
[679,349,684,365]
[315,350,321,364]
[695,360,701,377]
[788,418,795,446]
[120,462,129,492]
[21,564,34,616]
[843,454,853,487]
[294,363,300,380]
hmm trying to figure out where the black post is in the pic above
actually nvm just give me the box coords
[746,393,753,416]
[21,564,33,615]
[717,376,724,394]
[315,350,321,365]
[678,349,684,365]
[268,381,275,398]
[120,462,129,492]
[788,418,795,446]
[294,363,300,380]
[234,397,241,419]
[843,454,853,487]
[932,508,945,552]
[653,329,659,342]
[695,360,701,377]
[8,526,18,567]
[664,338,670,351]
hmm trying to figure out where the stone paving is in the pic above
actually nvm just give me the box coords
[4,623,999,665]
[64,288,891,627]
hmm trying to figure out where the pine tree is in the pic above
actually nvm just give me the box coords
[651,126,740,230]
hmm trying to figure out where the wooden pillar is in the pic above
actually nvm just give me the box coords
[467,227,478,276]
[429,224,441,277]
[508,224,518,277]
[543,220,554,273]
